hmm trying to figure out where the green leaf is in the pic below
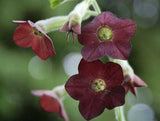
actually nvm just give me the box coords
[49,0,68,9]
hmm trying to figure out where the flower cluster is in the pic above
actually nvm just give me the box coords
[12,0,147,121]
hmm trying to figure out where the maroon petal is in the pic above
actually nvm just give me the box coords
[40,94,60,113]
[78,59,105,78]
[80,22,99,34]
[72,24,81,35]
[127,84,137,96]
[32,35,56,60]
[123,74,138,96]
[112,18,136,41]
[133,75,147,87]
[78,33,99,45]
[105,86,125,109]
[78,21,101,46]
[105,40,131,60]
[93,12,118,27]
[79,92,105,120]
[65,74,89,100]
[60,22,69,32]
[13,21,33,47]
[104,62,124,88]
[81,43,107,62]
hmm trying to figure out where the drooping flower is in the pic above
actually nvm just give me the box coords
[60,0,92,42]
[32,90,69,121]
[13,20,56,60]
[65,59,125,120]
[60,14,81,42]
[78,12,136,61]
[123,74,147,96]
[112,60,147,96]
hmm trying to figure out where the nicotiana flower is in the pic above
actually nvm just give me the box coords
[78,12,136,61]
[113,60,147,96]
[65,59,125,120]
[32,90,69,121]
[13,20,56,60]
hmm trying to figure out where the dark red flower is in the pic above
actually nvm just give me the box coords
[13,20,56,60]
[65,59,125,120]
[78,12,136,61]
[32,90,69,121]
[123,74,147,96]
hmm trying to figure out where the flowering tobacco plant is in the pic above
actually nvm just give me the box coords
[12,0,148,121]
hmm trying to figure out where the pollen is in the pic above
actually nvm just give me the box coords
[91,78,106,92]
[97,26,113,41]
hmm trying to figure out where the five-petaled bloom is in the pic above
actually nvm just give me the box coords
[65,59,125,120]
[123,74,147,96]
[31,90,69,121]
[13,20,56,60]
[78,12,136,61]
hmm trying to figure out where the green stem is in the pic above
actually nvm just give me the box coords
[114,106,126,121]
[92,0,101,14]
[83,10,98,20]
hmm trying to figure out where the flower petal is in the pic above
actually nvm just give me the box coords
[81,43,106,61]
[133,75,147,87]
[79,92,105,120]
[104,62,124,88]
[93,12,118,27]
[65,74,89,100]
[105,86,125,109]
[60,22,69,32]
[32,35,56,60]
[13,21,33,47]
[105,40,131,60]
[40,94,61,113]
[112,18,136,41]
[78,59,105,78]
[78,32,99,45]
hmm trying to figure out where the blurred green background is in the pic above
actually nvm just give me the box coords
[0,0,159,121]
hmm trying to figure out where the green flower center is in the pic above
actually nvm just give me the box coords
[97,26,113,41]
[33,28,43,37]
[91,78,106,92]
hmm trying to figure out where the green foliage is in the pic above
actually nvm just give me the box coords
[49,0,68,9]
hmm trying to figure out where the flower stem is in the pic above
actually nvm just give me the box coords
[114,106,126,121]
[83,10,98,20]
[92,0,101,14]
[35,16,68,33]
